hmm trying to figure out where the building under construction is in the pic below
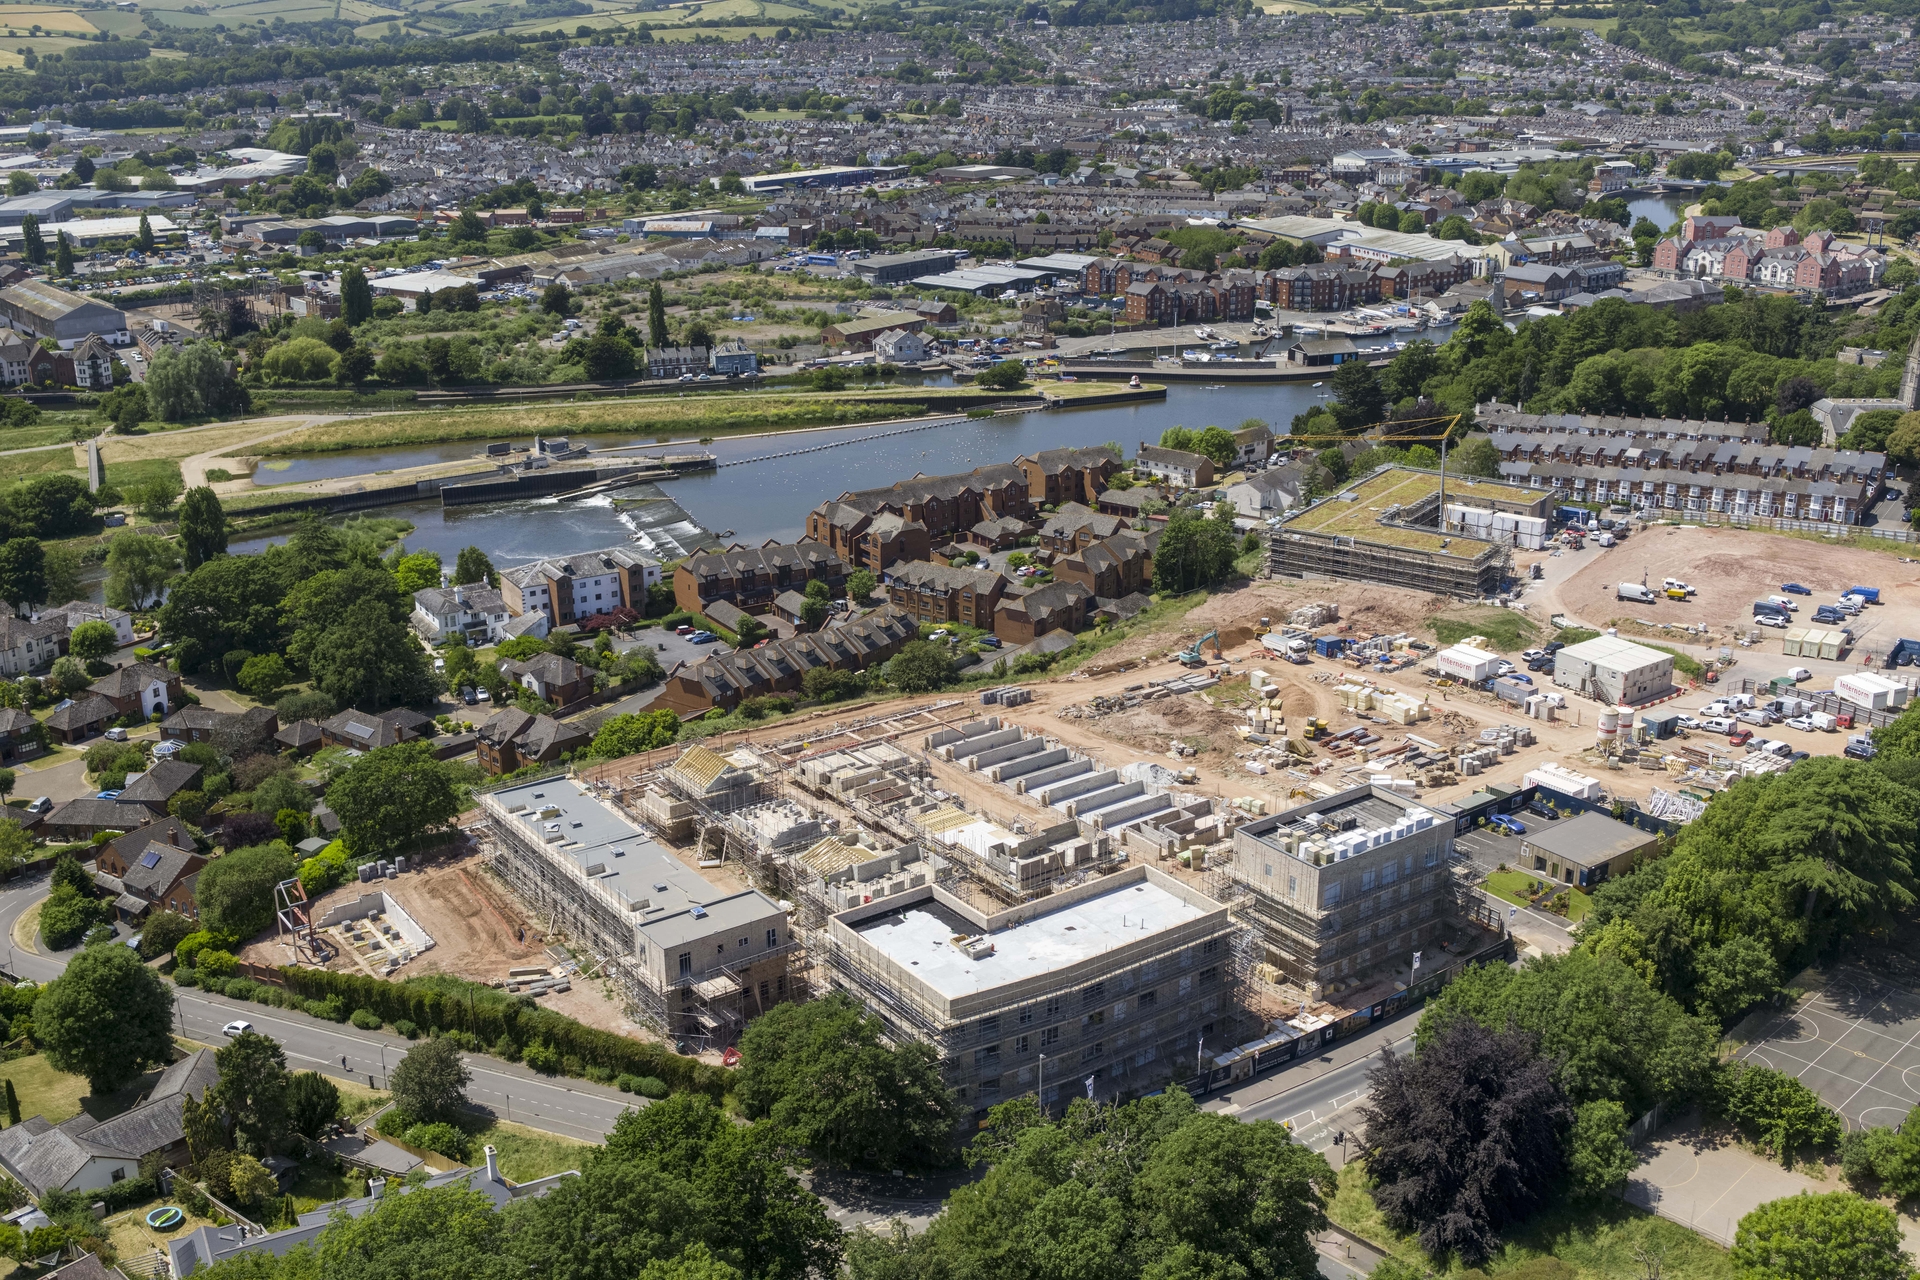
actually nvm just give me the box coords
[475,771,794,1048]
[818,864,1243,1118]
[1268,467,1546,598]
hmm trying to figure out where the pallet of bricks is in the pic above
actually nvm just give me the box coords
[979,686,1031,707]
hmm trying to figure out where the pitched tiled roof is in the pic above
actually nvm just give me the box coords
[87,662,174,700]
[118,760,204,807]
[45,694,114,731]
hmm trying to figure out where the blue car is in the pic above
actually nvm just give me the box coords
[689,631,718,645]
[1781,583,1811,596]
[1487,814,1527,835]
[95,789,123,801]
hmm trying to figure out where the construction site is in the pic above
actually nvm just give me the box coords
[1268,467,1549,598]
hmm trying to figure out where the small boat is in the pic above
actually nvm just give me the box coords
[1312,381,1324,388]
[1129,375,1142,387]
[1209,340,1237,351]
[1181,349,1211,361]
[722,529,734,536]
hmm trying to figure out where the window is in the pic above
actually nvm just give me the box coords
[1082,1042,1104,1063]
[1202,937,1220,956]
[975,1044,1000,1066]
[1424,846,1440,867]
[1083,1010,1105,1029]
[1081,982,1106,1007]
[716,942,725,954]
[1381,861,1397,885]
[1046,995,1063,1017]
[678,952,691,978]
[1040,1026,1060,1047]
[1200,966,1218,986]
[978,1016,1001,1037]
[739,936,750,949]
[767,928,778,947]
[1361,868,1377,891]
[1322,881,1342,907]
[1015,1034,1030,1054]
[1139,988,1157,1008]
[1288,874,1298,896]
[1018,1007,1035,1026]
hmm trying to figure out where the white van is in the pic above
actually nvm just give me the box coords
[1699,716,1736,733]
[1766,595,1799,612]
[1737,707,1775,726]
[1617,582,1657,602]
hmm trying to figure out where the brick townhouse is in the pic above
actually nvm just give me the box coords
[806,465,1032,571]
[884,561,1008,630]
[672,541,848,616]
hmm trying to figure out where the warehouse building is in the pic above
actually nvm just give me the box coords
[1551,635,1675,706]
[1228,784,1460,996]
[820,865,1239,1117]
[0,280,128,348]
[478,775,794,1047]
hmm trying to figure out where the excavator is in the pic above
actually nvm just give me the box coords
[1178,631,1223,667]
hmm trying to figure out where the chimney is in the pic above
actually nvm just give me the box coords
[484,1144,500,1184]
[369,1177,387,1198]
[454,583,465,606]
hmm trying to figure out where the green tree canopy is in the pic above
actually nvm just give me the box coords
[325,742,464,858]
[389,1036,469,1124]
[33,943,175,1095]
[197,842,298,939]
[1731,1192,1912,1280]
[736,993,959,1170]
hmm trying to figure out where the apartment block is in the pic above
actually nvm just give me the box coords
[1230,784,1457,995]
[885,560,1008,629]
[821,865,1239,1117]
[500,546,661,627]
[672,540,847,616]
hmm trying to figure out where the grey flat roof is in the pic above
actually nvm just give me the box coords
[486,777,780,939]
[1519,810,1656,867]
[852,876,1210,1001]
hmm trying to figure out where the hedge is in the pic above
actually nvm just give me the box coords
[44,1175,156,1216]
[277,967,728,1099]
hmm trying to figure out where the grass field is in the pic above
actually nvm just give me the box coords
[1431,608,1539,652]
[246,391,972,455]
[1327,1161,1736,1280]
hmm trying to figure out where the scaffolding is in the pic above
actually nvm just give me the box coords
[1267,470,1519,599]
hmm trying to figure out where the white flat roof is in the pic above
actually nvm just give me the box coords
[852,876,1210,1000]
[1559,634,1671,669]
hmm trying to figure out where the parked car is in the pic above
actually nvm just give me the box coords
[104,726,128,741]
[1780,583,1811,595]
[1487,814,1527,835]
[1524,802,1559,820]
[675,625,696,636]
[25,797,50,814]
[1507,672,1533,685]
[1785,666,1811,682]
[689,631,718,644]
[1813,606,1845,624]
[1737,707,1776,726]
[1756,613,1789,628]
[1728,727,1754,745]
[1845,740,1877,760]
[1699,717,1736,733]
[1785,716,1816,732]
[1520,649,1546,662]
[1676,715,1701,728]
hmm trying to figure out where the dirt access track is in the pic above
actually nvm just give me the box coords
[1553,524,1920,661]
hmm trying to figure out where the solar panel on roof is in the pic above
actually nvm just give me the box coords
[346,720,376,737]
[140,849,162,869]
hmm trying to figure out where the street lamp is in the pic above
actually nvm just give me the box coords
[1036,1052,1046,1116]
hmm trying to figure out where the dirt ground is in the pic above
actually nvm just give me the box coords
[1553,524,1920,661]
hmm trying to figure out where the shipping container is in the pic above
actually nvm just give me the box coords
[1834,671,1910,712]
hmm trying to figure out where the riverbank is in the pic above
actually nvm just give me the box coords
[245,388,1014,457]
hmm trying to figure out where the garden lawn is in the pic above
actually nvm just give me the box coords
[466,1118,594,1182]
[1483,870,1592,921]
[0,1053,91,1125]
[1326,1161,1735,1280]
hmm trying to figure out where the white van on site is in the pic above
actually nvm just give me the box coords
[1737,707,1775,727]
[1617,582,1657,602]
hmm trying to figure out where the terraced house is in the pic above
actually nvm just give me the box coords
[885,561,1009,629]
[1482,406,1886,524]
[672,541,847,617]
[807,465,1032,571]
[661,607,917,713]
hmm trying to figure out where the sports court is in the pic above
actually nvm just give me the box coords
[1735,968,1920,1131]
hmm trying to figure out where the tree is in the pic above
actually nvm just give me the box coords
[647,281,669,349]
[178,485,227,569]
[1732,1192,1912,1280]
[225,1153,279,1209]
[1450,435,1502,478]
[799,597,829,629]
[1567,1099,1636,1195]
[737,994,958,1170]
[975,360,1027,390]
[19,215,44,266]
[0,538,46,613]
[146,341,246,422]
[32,943,174,1095]
[1885,411,1920,472]
[105,533,184,612]
[539,283,573,317]
[1152,504,1239,593]
[392,551,443,596]
[67,620,117,666]
[136,910,193,961]
[326,741,463,858]
[589,710,679,758]
[212,1030,292,1155]
[334,344,376,386]
[341,265,373,327]
[1360,1020,1571,1265]
[99,382,149,433]
[582,333,636,380]
[260,336,340,382]
[1330,359,1387,432]
[53,230,71,276]
[453,546,496,587]
[197,843,297,939]
[885,640,952,694]
[1714,1062,1842,1166]
[286,1071,341,1140]
[135,213,156,253]
[846,569,877,602]
[389,1036,470,1124]
[238,653,292,700]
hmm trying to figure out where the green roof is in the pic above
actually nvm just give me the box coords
[1281,467,1531,557]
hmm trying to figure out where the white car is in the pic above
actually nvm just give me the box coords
[222,1020,253,1037]
[1785,667,1811,682]
[1784,716,1816,732]
[1494,661,1515,676]
[1675,715,1700,729]
[1755,613,1789,628]
[1520,649,1546,662]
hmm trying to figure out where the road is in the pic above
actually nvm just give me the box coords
[1218,1031,1415,1156]
[0,874,640,1144]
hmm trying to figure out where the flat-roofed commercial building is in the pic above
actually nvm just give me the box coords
[478,775,794,1046]
[821,865,1239,1117]
[1229,784,1458,996]
[1517,811,1657,889]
